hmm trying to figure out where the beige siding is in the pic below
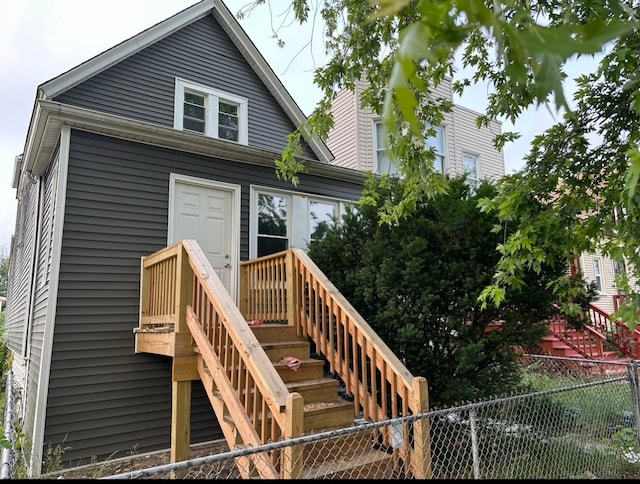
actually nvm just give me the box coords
[580,250,621,315]
[327,88,359,169]
[451,105,504,181]
[327,77,504,181]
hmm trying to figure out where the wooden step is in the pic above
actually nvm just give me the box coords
[300,445,396,479]
[250,324,306,343]
[273,357,326,382]
[220,398,356,434]
[303,399,355,432]
[261,340,311,361]
[285,377,340,402]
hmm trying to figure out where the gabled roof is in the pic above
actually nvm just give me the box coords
[34,0,332,163]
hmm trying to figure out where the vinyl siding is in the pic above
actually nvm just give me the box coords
[5,162,40,355]
[23,153,61,446]
[450,105,504,180]
[53,14,316,160]
[42,129,363,465]
[327,88,358,169]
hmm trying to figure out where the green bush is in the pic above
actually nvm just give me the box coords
[308,175,590,408]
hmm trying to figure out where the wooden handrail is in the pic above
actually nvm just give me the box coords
[239,248,431,479]
[588,303,640,358]
[141,241,305,478]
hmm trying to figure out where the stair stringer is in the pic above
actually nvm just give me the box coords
[186,306,282,479]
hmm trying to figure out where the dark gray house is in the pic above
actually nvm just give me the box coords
[5,0,364,475]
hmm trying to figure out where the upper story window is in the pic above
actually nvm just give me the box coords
[593,257,603,292]
[174,78,248,144]
[374,121,446,175]
[462,153,480,189]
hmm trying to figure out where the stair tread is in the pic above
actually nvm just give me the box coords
[300,445,393,479]
[285,377,339,390]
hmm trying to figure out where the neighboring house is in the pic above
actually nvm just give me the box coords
[326,77,504,184]
[5,0,366,475]
[326,78,632,316]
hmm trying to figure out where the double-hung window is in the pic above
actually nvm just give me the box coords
[174,78,248,144]
[593,258,603,292]
[309,200,338,244]
[374,121,446,175]
[462,153,480,189]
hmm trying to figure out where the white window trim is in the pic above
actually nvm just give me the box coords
[462,152,480,187]
[174,78,248,144]
[593,257,603,293]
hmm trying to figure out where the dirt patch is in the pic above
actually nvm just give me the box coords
[44,440,230,479]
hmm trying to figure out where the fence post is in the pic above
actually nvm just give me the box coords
[628,360,640,447]
[411,377,432,479]
[469,407,480,479]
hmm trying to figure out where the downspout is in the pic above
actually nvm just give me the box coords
[1,371,14,479]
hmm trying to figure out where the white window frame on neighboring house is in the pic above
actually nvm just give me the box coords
[374,121,446,175]
[174,78,248,144]
[250,187,346,258]
[462,152,480,189]
[593,257,603,292]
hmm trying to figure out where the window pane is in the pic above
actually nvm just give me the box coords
[427,126,444,152]
[258,194,287,237]
[463,154,478,178]
[183,118,205,133]
[310,201,336,241]
[593,259,602,291]
[257,236,288,258]
[219,102,239,141]
[184,91,205,133]
[375,121,399,175]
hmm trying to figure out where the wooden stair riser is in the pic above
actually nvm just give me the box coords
[302,429,379,461]
[274,358,326,382]
[301,448,396,479]
[222,400,356,434]
[262,341,312,361]
[251,325,306,343]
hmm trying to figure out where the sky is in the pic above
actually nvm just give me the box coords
[0,0,600,259]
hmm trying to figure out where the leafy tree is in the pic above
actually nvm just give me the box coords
[0,257,8,298]
[238,0,640,325]
[307,175,585,407]
[478,27,640,326]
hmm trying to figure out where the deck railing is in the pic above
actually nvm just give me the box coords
[240,248,431,479]
[140,241,303,479]
[588,303,640,358]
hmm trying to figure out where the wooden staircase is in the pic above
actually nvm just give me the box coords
[135,241,431,479]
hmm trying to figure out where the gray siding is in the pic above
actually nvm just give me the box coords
[53,15,316,160]
[24,153,61,444]
[43,129,363,465]
[5,163,39,355]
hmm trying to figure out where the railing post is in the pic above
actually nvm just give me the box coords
[282,392,304,479]
[171,242,194,469]
[410,376,432,479]
[239,261,249,318]
[286,250,297,328]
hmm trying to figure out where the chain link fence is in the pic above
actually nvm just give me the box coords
[5,354,640,479]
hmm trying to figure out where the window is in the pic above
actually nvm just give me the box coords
[257,193,289,257]
[374,121,446,175]
[463,153,480,189]
[593,258,603,292]
[309,200,338,243]
[174,78,248,144]
[375,121,397,176]
[427,126,445,174]
[252,188,346,258]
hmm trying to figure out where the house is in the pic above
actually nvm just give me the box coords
[326,77,504,183]
[4,0,369,475]
[325,78,632,316]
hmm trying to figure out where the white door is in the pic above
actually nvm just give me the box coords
[169,176,238,295]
